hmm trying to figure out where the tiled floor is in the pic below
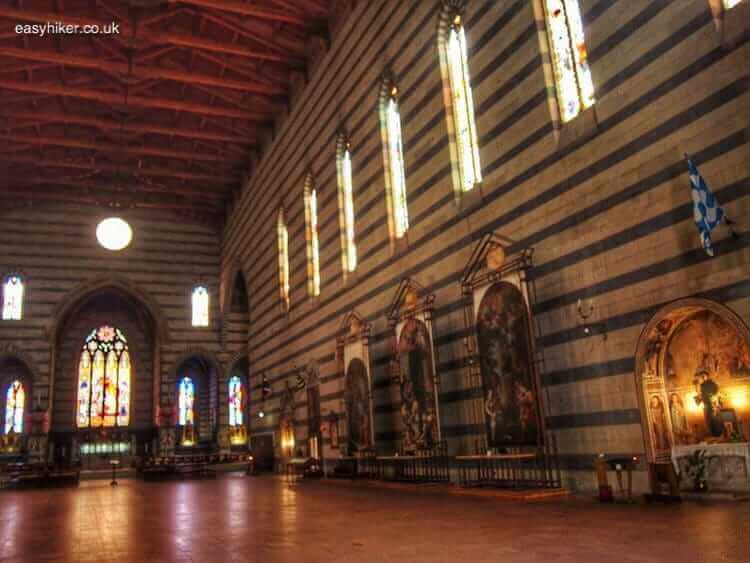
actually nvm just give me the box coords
[0,474,748,562]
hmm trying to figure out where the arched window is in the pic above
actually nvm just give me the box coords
[76,326,131,428]
[336,134,357,275]
[543,0,595,123]
[440,11,481,195]
[4,380,25,434]
[178,376,195,426]
[724,0,742,9]
[2,275,24,320]
[228,375,244,426]
[304,175,321,297]
[277,209,290,311]
[379,80,409,240]
[191,285,209,327]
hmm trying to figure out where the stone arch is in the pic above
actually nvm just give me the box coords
[47,276,170,345]
[171,348,224,445]
[634,298,750,462]
[0,343,40,384]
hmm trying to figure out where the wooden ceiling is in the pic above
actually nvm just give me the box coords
[0,0,334,225]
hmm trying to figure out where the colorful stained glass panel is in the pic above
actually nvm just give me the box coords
[179,376,195,426]
[4,380,24,434]
[386,97,409,238]
[228,376,243,426]
[2,275,24,320]
[447,25,481,192]
[76,326,131,428]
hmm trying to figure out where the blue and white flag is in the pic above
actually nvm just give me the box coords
[688,158,725,257]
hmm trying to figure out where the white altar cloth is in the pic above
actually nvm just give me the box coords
[671,442,750,475]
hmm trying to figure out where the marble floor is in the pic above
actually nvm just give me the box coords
[0,474,748,562]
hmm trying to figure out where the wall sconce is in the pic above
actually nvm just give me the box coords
[577,298,594,336]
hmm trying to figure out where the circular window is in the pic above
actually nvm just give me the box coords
[96,217,133,251]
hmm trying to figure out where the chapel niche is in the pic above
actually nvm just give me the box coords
[460,234,546,453]
[636,299,750,463]
[52,287,158,464]
[337,311,375,455]
[173,354,220,449]
[0,355,33,455]
[387,280,441,452]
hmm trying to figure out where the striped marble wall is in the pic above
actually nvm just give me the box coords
[222,0,750,490]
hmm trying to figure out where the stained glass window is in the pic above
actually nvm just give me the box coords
[724,0,742,9]
[178,376,195,426]
[4,380,25,434]
[2,275,24,320]
[304,178,321,297]
[544,0,595,123]
[445,18,482,193]
[76,326,130,428]
[191,286,209,327]
[228,376,243,426]
[278,209,290,310]
[382,89,409,239]
[337,141,358,273]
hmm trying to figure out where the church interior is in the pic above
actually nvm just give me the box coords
[1,0,749,561]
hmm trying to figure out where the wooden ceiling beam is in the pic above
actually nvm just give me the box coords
[0,109,254,144]
[137,27,303,65]
[0,79,268,120]
[0,188,224,213]
[0,132,245,163]
[168,0,315,26]
[3,155,240,184]
[0,46,286,96]
[0,176,227,202]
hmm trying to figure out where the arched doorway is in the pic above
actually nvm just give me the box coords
[635,299,750,465]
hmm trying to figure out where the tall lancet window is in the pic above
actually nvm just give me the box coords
[380,81,409,240]
[228,376,244,426]
[192,285,209,327]
[544,0,595,123]
[178,376,195,426]
[4,380,25,434]
[336,135,357,275]
[278,209,290,311]
[440,12,481,194]
[304,175,321,297]
[2,275,24,320]
[76,326,131,428]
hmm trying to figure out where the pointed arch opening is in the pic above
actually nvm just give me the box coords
[304,173,321,298]
[76,325,131,428]
[379,74,409,244]
[437,3,482,197]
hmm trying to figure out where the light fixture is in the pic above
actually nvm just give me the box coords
[258,411,265,419]
[96,217,132,251]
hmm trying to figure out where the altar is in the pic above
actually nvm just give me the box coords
[671,442,750,491]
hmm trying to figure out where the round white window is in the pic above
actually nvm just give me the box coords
[96,217,133,251]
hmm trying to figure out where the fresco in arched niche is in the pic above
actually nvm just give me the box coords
[345,358,371,452]
[398,318,438,450]
[476,282,538,446]
[663,310,750,444]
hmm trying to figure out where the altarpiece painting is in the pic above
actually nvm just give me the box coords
[461,235,545,451]
[387,280,440,452]
[337,311,375,454]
